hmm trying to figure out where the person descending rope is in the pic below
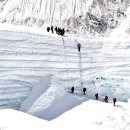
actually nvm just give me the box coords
[95,93,98,100]
[83,88,86,95]
[104,96,108,102]
[113,98,116,106]
[71,86,74,93]
[77,43,81,52]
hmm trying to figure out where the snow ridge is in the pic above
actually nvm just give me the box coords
[0,28,130,110]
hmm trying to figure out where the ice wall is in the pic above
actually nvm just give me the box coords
[0,0,86,26]
[0,0,129,35]
[0,28,130,109]
[111,6,130,37]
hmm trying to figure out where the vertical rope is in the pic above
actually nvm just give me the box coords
[62,36,69,89]
[77,44,83,93]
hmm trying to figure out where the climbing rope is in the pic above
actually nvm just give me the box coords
[61,36,69,89]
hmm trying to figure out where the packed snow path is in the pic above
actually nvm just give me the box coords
[0,28,130,110]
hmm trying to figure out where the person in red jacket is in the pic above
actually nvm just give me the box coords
[77,43,81,52]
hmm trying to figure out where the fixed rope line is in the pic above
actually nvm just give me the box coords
[62,36,69,89]
[77,43,83,93]
[78,50,83,93]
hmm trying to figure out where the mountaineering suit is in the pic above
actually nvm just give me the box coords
[113,98,116,106]
[71,87,74,93]
[77,43,81,52]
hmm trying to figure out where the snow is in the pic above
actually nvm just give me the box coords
[20,75,87,120]
[0,25,129,112]
[110,6,130,37]
[19,74,53,112]
[0,109,51,130]
[0,24,129,130]
[0,100,130,130]
[0,0,129,36]
[0,1,130,127]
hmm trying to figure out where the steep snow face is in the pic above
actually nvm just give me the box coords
[0,0,8,13]
[0,0,129,36]
[111,6,130,37]
[0,27,130,111]
[19,74,53,112]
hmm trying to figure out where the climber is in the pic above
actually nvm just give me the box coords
[113,98,116,106]
[95,93,98,100]
[47,27,50,32]
[71,86,74,93]
[57,28,61,35]
[55,27,58,34]
[77,43,81,52]
[104,96,108,103]
[51,26,54,33]
[61,28,65,36]
[83,88,87,95]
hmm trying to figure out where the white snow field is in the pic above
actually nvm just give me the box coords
[0,100,130,130]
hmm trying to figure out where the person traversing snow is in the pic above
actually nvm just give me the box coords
[113,98,116,106]
[77,43,81,52]
[51,26,54,33]
[83,88,86,95]
[104,96,108,102]
[47,27,50,32]
[71,87,74,93]
[61,28,65,36]
[95,93,98,100]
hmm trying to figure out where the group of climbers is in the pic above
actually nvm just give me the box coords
[47,24,118,107]
[71,86,87,95]
[74,43,117,106]
[47,26,53,33]
[55,27,65,36]
[95,93,117,106]
[71,88,117,106]
[47,26,65,36]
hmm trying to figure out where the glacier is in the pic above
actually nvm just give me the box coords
[0,0,129,35]
[0,100,130,130]
[0,25,130,114]
[0,0,130,121]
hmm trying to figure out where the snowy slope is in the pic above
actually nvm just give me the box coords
[19,74,53,112]
[0,0,129,36]
[111,6,130,37]
[0,100,130,130]
[54,100,130,130]
[0,109,51,130]
[0,0,130,126]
